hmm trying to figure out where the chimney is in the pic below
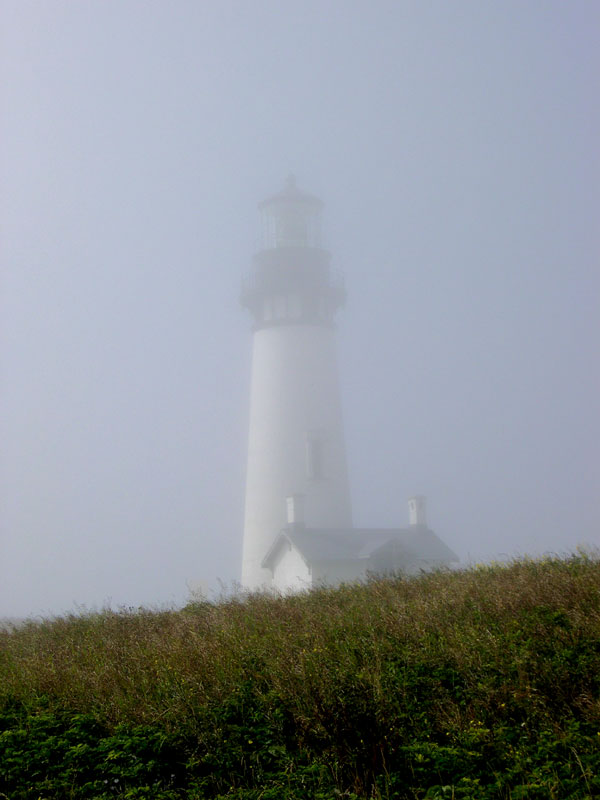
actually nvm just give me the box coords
[286,494,306,527]
[408,495,427,527]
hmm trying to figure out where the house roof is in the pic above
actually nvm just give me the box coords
[261,526,459,570]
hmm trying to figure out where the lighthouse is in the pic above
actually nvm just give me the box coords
[241,176,353,590]
[239,178,458,592]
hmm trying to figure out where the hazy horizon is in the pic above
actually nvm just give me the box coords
[2,1,598,618]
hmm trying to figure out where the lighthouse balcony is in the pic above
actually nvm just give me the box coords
[242,260,344,295]
[241,270,345,328]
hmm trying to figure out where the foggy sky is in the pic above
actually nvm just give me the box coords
[2,1,599,618]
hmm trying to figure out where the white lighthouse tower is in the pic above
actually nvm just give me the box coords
[241,176,353,590]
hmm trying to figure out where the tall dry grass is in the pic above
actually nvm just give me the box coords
[1,555,598,731]
[1,555,599,797]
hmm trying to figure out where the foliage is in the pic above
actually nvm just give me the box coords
[1,555,599,798]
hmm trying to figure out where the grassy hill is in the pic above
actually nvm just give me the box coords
[1,555,599,799]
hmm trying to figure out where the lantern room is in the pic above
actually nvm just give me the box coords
[259,174,323,250]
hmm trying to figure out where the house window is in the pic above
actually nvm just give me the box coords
[263,298,272,321]
[288,293,302,319]
[274,295,286,319]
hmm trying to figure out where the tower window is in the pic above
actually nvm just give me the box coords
[306,437,324,480]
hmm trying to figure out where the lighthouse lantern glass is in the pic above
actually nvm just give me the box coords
[261,203,322,249]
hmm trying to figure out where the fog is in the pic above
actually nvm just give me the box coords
[2,1,598,618]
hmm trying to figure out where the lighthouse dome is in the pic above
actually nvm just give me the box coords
[259,175,323,249]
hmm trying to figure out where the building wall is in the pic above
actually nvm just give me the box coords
[272,544,312,592]
[242,324,353,589]
[311,559,368,587]
[272,551,455,594]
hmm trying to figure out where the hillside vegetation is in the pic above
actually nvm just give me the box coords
[1,556,599,799]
